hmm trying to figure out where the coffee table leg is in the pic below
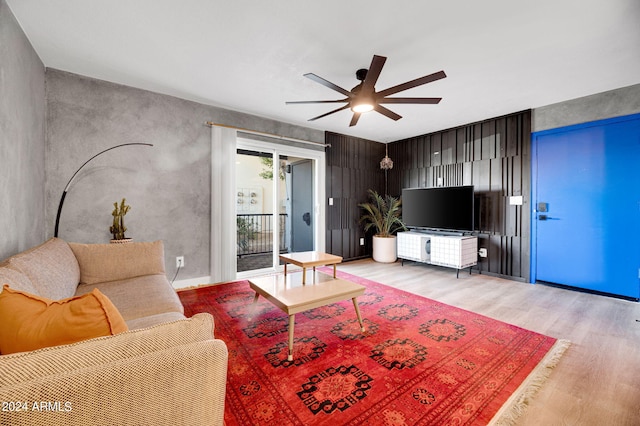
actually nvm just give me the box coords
[333,264,337,278]
[284,262,287,276]
[302,267,306,284]
[288,315,295,361]
[352,298,365,332]
[248,292,260,320]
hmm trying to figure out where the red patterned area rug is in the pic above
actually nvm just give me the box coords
[178,270,569,426]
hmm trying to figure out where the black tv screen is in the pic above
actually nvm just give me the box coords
[402,186,474,232]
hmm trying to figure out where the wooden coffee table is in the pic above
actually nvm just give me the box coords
[279,251,343,284]
[248,270,365,361]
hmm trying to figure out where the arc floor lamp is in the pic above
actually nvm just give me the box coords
[54,143,154,238]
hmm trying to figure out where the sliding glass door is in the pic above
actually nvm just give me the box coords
[235,139,325,276]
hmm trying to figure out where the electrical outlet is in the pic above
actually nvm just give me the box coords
[360,238,365,246]
[176,256,184,268]
[478,248,487,258]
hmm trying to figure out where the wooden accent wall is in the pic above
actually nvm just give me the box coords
[387,110,532,281]
[325,132,385,260]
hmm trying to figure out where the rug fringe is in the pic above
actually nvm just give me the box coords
[488,339,571,426]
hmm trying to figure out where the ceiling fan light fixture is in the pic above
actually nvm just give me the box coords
[287,55,446,126]
[351,98,374,113]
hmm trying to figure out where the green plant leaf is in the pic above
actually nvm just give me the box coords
[359,189,406,237]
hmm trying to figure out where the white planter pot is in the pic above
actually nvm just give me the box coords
[372,235,397,263]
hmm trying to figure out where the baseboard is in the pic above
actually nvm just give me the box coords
[172,275,213,290]
[536,280,639,302]
[475,269,527,283]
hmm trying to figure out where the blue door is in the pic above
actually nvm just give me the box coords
[531,113,640,299]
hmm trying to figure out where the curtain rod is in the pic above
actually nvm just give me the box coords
[205,122,330,148]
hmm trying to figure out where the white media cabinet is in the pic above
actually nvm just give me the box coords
[397,231,478,277]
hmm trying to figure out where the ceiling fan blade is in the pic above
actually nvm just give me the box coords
[308,104,351,121]
[378,97,442,104]
[376,70,447,98]
[304,73,353,97]
[360,55,386,94]
[374,104,402,121]
[349,112,361,127]
[286,99,349,105]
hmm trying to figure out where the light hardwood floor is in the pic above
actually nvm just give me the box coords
[336,259,640,426]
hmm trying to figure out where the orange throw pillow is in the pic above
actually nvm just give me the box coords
[0,285,128,355]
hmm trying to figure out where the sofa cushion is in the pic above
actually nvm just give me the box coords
[75,274,184,321]
[0,285,128,355]
[126,311,187,330]
[5,237,80,300]
[69,240,166,285]
[0,313,216,386]
[0,266,37,294]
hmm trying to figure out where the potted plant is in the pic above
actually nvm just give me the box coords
[110,198,132,243]
[359,189,407,262]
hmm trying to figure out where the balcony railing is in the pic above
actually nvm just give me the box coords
[237,213,288,256]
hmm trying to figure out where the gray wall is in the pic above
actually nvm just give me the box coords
[0,0,46,261]
[45,69,323,281]
[533,83,640,132]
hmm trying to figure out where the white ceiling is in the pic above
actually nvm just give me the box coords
[7,0,640,142]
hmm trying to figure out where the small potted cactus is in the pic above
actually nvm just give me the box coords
[109,198,132,243]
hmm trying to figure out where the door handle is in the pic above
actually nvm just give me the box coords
[302,212,311,226]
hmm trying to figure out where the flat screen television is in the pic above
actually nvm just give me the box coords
[401,186,474,232]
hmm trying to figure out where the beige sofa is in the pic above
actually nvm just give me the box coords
[0,238,228,426]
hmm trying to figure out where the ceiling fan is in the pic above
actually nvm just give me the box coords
[286,55,446,127]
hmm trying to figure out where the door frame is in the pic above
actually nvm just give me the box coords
[236,138,325,279]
